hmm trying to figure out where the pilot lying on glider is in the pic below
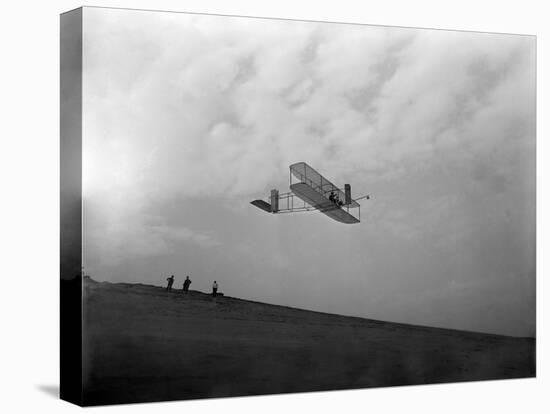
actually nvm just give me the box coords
[329,191,344,207]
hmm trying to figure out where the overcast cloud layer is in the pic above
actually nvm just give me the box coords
[82,8,535,337]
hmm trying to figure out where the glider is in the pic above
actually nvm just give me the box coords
[251,162,370,224]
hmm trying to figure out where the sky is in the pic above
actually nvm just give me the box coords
[81,8,535,337]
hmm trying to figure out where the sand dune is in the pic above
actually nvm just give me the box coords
[81,277,535,406]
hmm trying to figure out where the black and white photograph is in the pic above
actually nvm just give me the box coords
[2,1,548,413]
[59,6,537,406]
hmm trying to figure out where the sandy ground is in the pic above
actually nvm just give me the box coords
[81,278,535,405]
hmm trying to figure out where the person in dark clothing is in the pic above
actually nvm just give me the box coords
[212,281,218,297]
[183,276,192,293]
[166,275,175,292]
[329,191,335,203]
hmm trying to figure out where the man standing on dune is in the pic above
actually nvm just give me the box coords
[183,276,192,294]
[212,281,218,297]
[166,275,175,292]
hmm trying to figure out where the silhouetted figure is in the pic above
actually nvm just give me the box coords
[212,281,218,297]
[329,191,335,203]
[166,275,175,292]
[183,276,192,294]
[333,193,340,205]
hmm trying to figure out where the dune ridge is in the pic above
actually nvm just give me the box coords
[79,277,535,406]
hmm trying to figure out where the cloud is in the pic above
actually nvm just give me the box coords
[150,224,221,248]
[83,11,534,204]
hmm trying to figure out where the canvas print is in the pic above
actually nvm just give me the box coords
[60,7,536,406]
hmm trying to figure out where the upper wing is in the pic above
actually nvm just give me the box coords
[289,162,360,208]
